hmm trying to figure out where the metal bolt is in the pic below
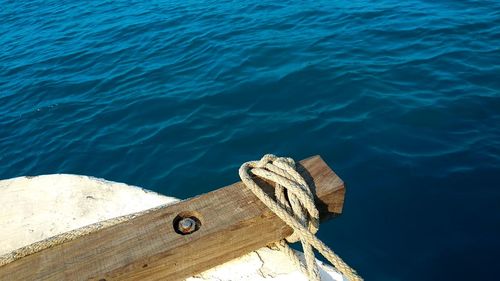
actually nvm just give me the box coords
[177,217,197,234]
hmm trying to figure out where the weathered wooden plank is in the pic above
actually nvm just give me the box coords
[0,155,345,281]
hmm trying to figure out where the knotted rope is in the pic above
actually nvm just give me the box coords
[239,154,362,281]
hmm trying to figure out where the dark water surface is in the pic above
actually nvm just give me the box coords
[1,0,499,280]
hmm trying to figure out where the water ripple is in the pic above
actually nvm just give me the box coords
[1,0,500,280]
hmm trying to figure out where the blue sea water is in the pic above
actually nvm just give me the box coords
[1,0,499,280]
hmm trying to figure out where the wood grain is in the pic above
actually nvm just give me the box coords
[0,155,345,281]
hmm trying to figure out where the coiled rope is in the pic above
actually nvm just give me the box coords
[239,154,362,281]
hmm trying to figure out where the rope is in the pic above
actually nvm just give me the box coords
[239,154,362,281]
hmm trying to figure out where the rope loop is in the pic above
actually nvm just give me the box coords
[239,154,363,281]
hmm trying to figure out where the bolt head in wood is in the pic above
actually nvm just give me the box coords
[178,217,197,234]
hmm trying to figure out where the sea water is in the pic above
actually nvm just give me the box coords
[1,1,499,280]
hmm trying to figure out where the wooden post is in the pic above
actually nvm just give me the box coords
[0,155,345,281]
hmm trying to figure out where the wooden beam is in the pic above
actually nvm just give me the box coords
[0,155,345,281]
